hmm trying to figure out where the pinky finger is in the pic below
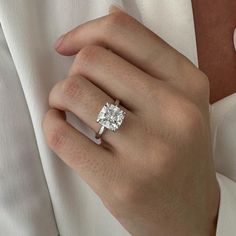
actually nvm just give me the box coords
[42,109,117,194]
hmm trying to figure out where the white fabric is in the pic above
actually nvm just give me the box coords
[0,25,58,236]
[0,0,235,235]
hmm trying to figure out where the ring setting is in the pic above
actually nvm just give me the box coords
[95,99,126,139]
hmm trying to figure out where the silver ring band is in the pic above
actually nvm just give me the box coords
[95,125,106,139]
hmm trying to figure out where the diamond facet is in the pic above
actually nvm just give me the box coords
[97,103,126,131]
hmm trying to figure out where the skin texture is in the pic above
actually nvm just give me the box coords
[42,7,220,236]
[192,0,236,103]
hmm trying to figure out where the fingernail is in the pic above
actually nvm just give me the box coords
[109,4,124,14]
[54,34,65,49]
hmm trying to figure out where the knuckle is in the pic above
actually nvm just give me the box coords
[178,102,204,133]
[76,45,102,72]
[189,71,210,102]
[107,11,131,27]
[197,72,210,92]
[61,76,82,100]
[43,111,67,150]
[112,183,138,205]
[103,12,134,39]
[48,125,67,150]
[49,81,64,108]
[189,69,210,92]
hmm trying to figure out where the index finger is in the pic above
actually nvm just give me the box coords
[55,10,192,82]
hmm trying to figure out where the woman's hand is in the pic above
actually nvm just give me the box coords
[42,7,219,236]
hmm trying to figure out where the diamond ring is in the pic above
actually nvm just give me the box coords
[95,99,126,139]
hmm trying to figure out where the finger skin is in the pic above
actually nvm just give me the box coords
[68,45,159,111]
[42,108,116,193]
[48,74,134,146]
[55,11,192,82]
[49,75,114,134]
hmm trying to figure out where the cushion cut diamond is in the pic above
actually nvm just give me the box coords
[97,103,126,131]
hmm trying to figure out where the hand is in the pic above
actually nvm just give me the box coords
[43,6,219,236]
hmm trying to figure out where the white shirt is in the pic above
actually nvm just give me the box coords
[0,0,235,235]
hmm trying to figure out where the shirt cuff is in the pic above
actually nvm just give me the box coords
[216,173,236,236]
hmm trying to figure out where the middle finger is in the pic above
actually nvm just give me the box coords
[68,45,160,112]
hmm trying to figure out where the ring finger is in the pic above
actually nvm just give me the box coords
[49,74,136,147]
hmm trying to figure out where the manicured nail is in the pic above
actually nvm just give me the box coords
[109,4,124,14]
[54,34,65,49]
